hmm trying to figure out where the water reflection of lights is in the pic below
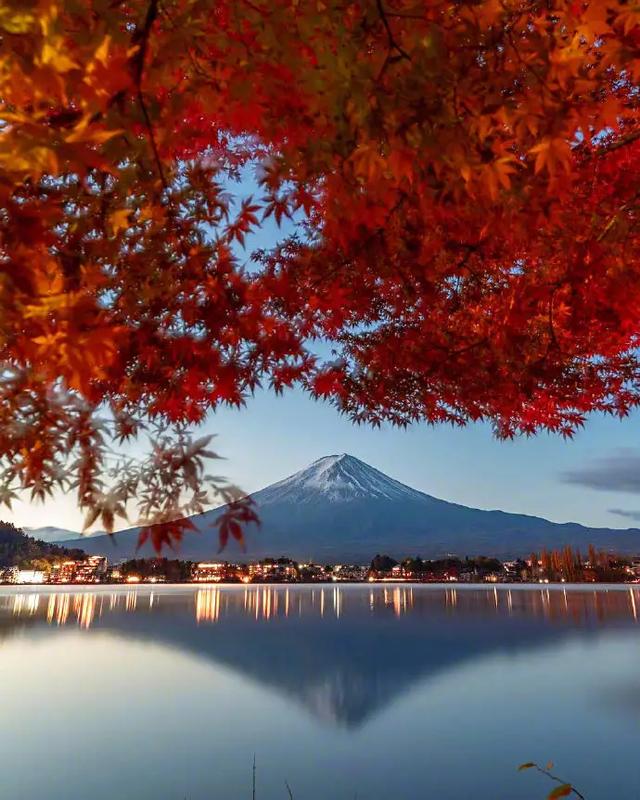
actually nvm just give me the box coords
[380,586,414,616]
[17,589,148,628]
[196,588,221,623]
[13,593,40,617]
[15,592,99,627]
[3,585,640,628]
[74,594,97,629]
[46,594,70,626]
[444,588,458,609]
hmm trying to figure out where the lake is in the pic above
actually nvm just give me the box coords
[0,584,638,800]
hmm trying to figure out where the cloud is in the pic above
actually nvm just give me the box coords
[561,449,640,493]
[608,508,640,521]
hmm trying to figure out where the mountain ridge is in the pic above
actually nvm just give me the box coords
[56,453,640,561]
[25,525,90,543]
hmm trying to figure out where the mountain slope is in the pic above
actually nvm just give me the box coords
[59,454,640,561]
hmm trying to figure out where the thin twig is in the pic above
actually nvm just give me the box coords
[524,763,586,800]
[137,89,168,189]
[285,780,294,800]
[132,0,160,85]
[375,0,411,60]
[597,190,640,242]
[375,0,411,79]
[252,754,256,800]
[131,0,168,189]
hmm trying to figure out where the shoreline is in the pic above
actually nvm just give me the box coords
[1,581,639,592]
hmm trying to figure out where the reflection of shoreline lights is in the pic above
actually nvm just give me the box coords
[46,594,70,626]
[263,588,272,620]
[13,594,40,616]
[393,588,401,617]
[18,593,100,627]
[445,588,457,610]
[381,587,414,616]
[74,594,97,629]
[333,586,342,619]
[196,588,220,623]
[4,586,640,627]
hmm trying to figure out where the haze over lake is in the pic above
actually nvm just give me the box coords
[1,585,638,800]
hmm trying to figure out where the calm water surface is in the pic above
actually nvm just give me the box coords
[1,584,638,800]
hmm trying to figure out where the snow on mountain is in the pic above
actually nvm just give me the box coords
[59,453,640,561]
[258,454,429,505]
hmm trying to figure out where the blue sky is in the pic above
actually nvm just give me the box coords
[198,394,640,530]
[8,387,640,532]
[7,171,640,532]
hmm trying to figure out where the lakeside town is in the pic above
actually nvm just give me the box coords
[2,546,640,586]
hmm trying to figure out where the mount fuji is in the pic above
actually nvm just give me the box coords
[60,453,640,561]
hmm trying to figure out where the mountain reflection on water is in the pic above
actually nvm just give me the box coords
[2,584,639,728]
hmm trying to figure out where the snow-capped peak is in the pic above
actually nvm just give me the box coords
[255,454,428,505]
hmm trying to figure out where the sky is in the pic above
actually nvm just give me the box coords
[7,388,640,533]
[6,170,640,533]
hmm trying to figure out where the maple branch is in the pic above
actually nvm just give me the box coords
[137,91,167,190]
[132,0,168,190]
[382,10,425,20]
[132,0,160,86]
[506,29,553,95]
[547,290,562,355]
[594,129,640,157]
[240,0,269,16]
[375,0,411,79]
[597,189,640,242]
[425,337,490,379]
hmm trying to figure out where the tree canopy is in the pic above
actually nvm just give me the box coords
[1,0,640,547]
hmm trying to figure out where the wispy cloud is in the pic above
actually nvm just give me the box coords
[561,449,640,493]
[608,508,640,521]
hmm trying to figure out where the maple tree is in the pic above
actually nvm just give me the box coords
[1,0,640,548]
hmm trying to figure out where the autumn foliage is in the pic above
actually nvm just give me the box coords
[1,0,640,546]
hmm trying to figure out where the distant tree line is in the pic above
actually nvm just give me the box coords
[529,545,632,583]
[370,547,636,583]
[115,558,196,583]
[370,554,504,579]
